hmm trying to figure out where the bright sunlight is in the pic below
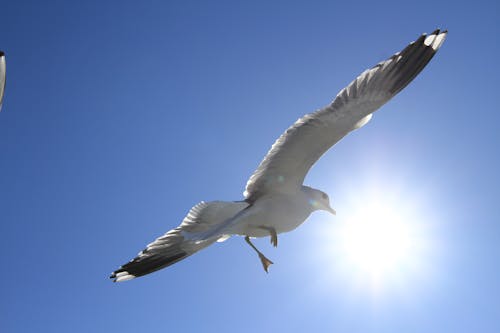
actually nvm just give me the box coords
[338,200,416,278]
[329,185,436,293]
[312,179,438,296]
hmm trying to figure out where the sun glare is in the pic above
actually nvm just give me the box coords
[339,202,415,278]
[311,181,436,295]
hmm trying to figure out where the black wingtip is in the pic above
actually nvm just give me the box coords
[414,33,427,44]
[110,251,189,282]
[430,28,441,35]
[386,29,447,96]
[0,51,4,57]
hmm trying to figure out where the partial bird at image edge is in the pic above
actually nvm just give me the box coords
[0,51,6,112]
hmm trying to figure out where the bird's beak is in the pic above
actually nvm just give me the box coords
[326,205,336,215]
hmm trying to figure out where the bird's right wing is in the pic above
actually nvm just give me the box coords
[0,51,5,111]
[110,200,249,282]
[244,30,447,201]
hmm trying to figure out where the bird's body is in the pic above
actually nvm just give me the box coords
[227,187,320,237]
[110,29,447,282]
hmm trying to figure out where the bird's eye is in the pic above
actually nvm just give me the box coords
[321,193,327,200]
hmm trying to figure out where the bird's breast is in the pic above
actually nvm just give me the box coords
[230,193,312,237]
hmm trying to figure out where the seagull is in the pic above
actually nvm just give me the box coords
[110,29,447,282]
[0,51,5,111]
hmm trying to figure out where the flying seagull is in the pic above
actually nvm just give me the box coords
[0,51,5,111]
[110,29,447,282]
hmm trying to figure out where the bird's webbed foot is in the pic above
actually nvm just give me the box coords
[245,236,274,273]
[257,253,274,273]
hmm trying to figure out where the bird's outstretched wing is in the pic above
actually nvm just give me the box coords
[110,200,249,282]
[244,30,447,201]
[0,51,5,111]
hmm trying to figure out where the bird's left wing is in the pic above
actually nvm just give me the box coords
[244,30,447,201]
[110,200,249,282]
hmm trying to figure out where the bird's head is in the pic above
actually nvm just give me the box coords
[302,186,336,215]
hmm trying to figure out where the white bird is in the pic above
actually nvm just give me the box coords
[0,51,5,111]
[110,29,447,282]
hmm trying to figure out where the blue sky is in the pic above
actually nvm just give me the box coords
[1,0,499,332]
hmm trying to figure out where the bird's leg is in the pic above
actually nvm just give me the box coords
[245,236,273,273]
[258,226,278,247]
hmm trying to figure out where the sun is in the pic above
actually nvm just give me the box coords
[322,186,434,291]
[338,201,416,278]
[306,169,440,296]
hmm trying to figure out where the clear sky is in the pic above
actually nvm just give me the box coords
[1,1,499,332]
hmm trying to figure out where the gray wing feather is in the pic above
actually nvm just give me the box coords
[244,30,447,201]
